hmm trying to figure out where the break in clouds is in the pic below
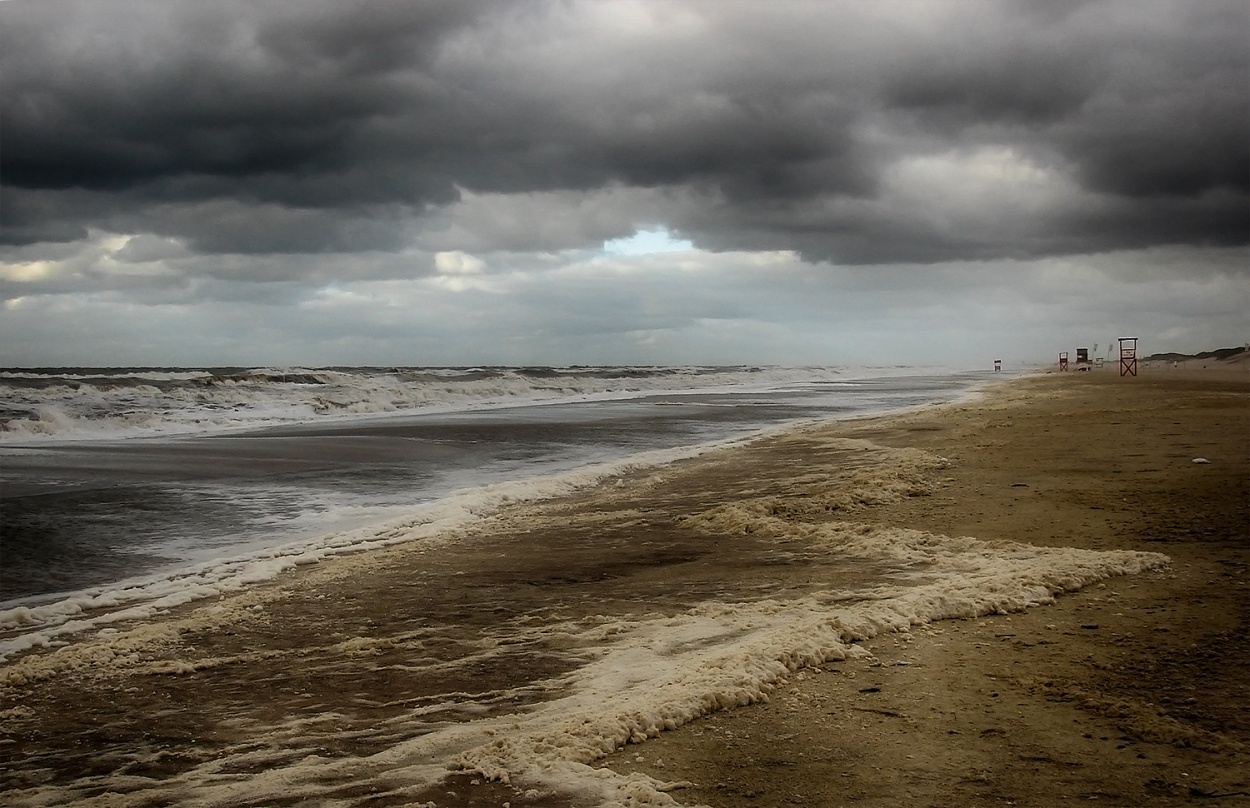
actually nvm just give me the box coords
[0,0,1247,365]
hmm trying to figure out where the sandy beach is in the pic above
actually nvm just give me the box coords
[605,363,1249,807]
[1,364,1246,807]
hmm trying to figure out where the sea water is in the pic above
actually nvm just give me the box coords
[0,366,978,636]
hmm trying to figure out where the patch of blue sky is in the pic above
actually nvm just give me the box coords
[603,227,694,256]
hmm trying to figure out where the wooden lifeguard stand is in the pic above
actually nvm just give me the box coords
[1118,337,1138,377]
[1058,351,1069,371]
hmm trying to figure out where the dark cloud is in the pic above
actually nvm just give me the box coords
[1,0,1246,264]
[1,1,480,196]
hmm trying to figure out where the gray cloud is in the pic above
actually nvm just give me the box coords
[3,0,1245,267]
[4,243,1242,368]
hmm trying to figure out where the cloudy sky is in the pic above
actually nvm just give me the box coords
[1,0,1246,369]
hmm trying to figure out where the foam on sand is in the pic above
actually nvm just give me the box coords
[0,435,1169,807]
[440,529,1165,805]
[0,532,1165,806]
[0,439,753,666]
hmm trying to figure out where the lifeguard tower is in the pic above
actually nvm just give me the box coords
[1058,351,1069,371]
[1118,337,1138,377]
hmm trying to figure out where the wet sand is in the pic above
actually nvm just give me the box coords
[1,364,1246,806]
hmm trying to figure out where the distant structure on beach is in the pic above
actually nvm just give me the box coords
[994,359,1002,372]
[1118,337,1139,377]
[1055,342,1141,374]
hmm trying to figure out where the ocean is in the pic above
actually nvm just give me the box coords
[0,365,980,611]
[0,365,1170,806]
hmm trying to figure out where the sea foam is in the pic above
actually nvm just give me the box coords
[0,522,1167,807]
[0,364,960,443]
[0,433,1168,808]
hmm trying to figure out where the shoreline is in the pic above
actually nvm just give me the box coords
[607,368,1249,806]
[0,370,988,644]
[1,368,1245,806]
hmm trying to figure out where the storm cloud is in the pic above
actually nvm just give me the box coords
[5,0,1246,258]
[0,0,1246,366]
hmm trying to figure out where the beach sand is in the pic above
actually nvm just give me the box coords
[1,365,1246,806]
[603,365,1249,807]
